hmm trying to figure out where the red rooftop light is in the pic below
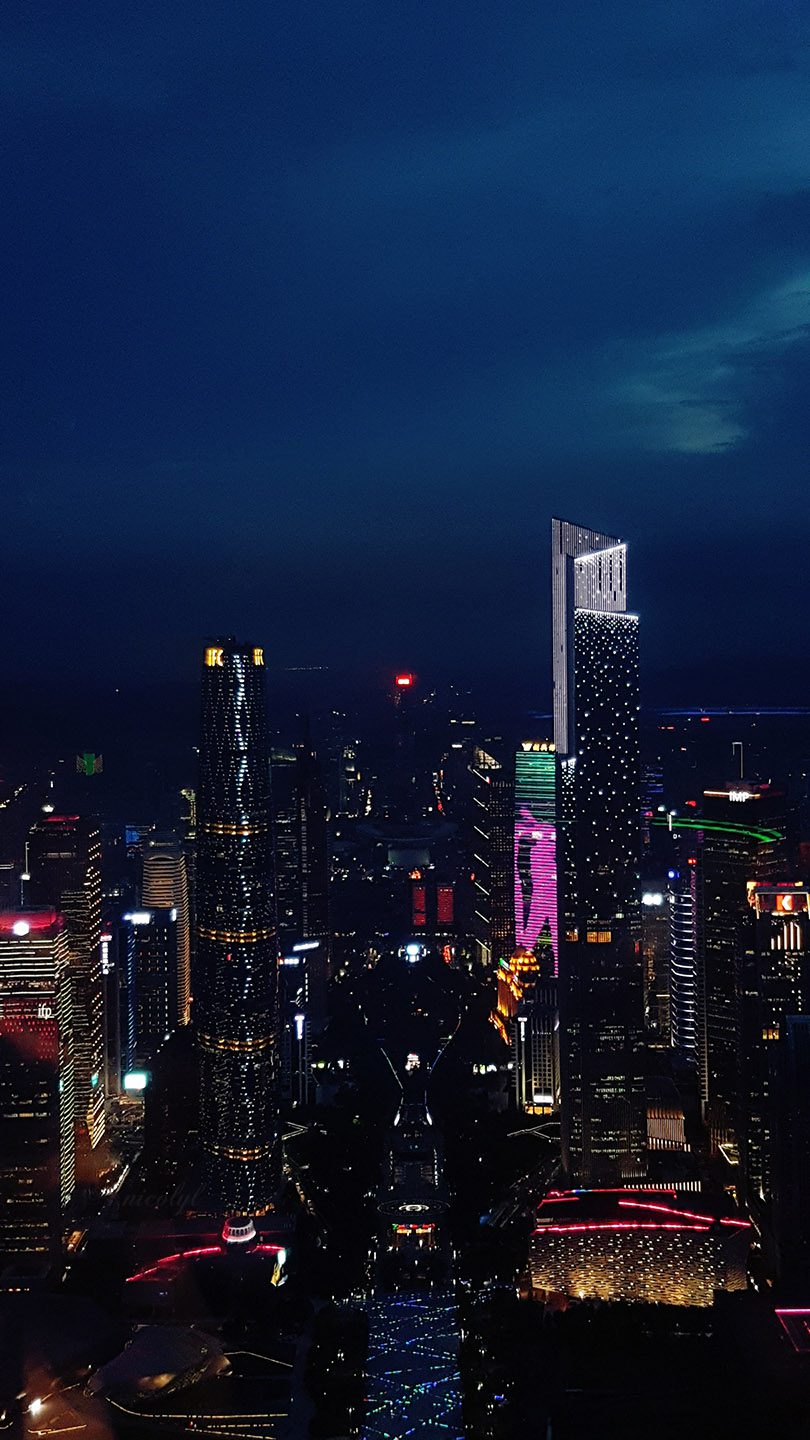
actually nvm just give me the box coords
[0,910,63,936]
[396,674,414,688]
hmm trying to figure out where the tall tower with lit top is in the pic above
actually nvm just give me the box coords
[552,519,644,1183]
[196,640,278,1221]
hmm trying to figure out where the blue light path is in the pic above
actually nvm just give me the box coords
[362,1289,464,1439]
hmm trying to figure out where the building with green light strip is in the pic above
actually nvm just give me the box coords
[660,785,788,1154]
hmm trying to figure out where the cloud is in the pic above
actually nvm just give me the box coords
[611,268,810,453]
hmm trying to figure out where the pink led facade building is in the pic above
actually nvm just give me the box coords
[513,742,558,971]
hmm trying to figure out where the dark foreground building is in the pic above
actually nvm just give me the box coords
[196,640,278,1219]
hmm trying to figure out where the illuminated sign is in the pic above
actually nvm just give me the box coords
[395,674,413,687]
[123,1071,149,1092]
[205,646,224,668]
[253,647,264,666]
[748,883,809,915]
[76,752,103,776]
[642,892,664,906]
[728,790,753,803]
[124,911,152,926]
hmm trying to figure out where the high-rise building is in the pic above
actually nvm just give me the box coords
[739,881,809,1211]
[669,840,699,1068]
[493,948,559,1113]
[272,734,330,948]
[142,834,191,1025]
[552,518,645,1184]
[124,907,180,1064]
[196,640,278,1220]
[514,742,558,965]
[552,518,627,759]
[470,746,513,969]
[772,1014,810,1290]
[296,735,330,942]
[0,910,75,1278]
[696,783,786,1149]
[27,814,105,1152]
[641,884,670,1038]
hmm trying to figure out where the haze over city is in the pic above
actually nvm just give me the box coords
[4,0,810,699]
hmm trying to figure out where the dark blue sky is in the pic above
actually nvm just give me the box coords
[3,1,810,704]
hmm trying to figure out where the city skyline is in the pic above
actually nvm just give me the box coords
[3,4,810,1433]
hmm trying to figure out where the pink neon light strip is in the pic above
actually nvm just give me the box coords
[126,1242,283,1282]
[533,1221,711,1235]
[514,809,558,971]
[617,1199,750,1228]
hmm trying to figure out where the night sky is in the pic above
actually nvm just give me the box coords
[4,2,810,705]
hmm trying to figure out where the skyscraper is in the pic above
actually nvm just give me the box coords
[142,834,191,1025]
[27,814,105,1153]
[552,518,627,759]
[514,741,558,965]
[739,881,809,1210]
[271,730,330,951]
[125,907,180,1064]
[0,909,75,1277]
[470,745,513,969]
[552,518,645,1183]
[696,782,786,1150]
[196,640,278,1220]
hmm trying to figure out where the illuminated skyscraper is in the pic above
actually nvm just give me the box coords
[669,848,699,1067]
[514,741,558,966]
[196,640,277,1220]
[739,880,808,1209]
[470,745,513,969]
[142,834,191,1024]
[27,814,105,1152]
[552,518,644,1183]
[552,518,627,758]
[125,907,180,1063]
[0,910,75,1276]
[696,782,785,1150]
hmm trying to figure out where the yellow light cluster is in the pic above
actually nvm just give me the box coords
[202,821,268,837]
[199,1032,274,1053]
[197,925,274,944]
[205,646,224,667]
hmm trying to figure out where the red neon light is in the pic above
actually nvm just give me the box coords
[617,1199,750,1228]
[558,1188,678,1198]
[125,1241,283,1282]
[0,909,63,936]
[700,716,711,723]
[685,799,697,808]
[396,674,413,688]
